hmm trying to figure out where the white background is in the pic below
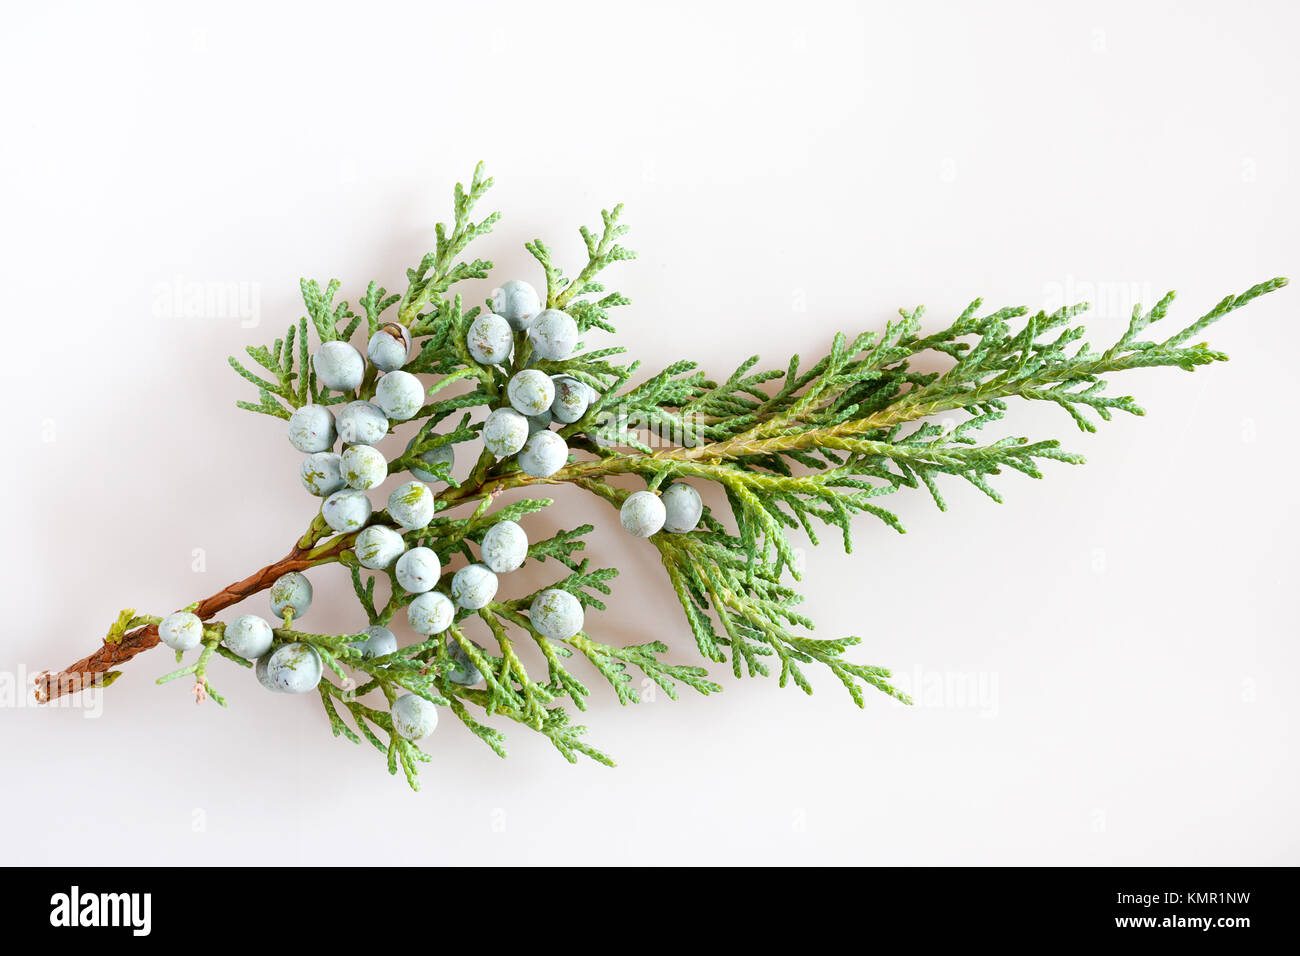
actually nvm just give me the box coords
[2,1,1295,865]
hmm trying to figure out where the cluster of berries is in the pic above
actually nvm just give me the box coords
[469,279,591,477]
[471,280,704,536]
[285,322,436,537]
[158,279,701,744]
[157,510,577,744]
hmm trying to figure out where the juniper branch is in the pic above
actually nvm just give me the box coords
[36,163,1287,792]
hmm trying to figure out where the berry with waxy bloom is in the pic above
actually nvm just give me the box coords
[467,312,513,365]
[481,520,528,573]
[529,589,584,641]
[483,407,529,457]
[313,340,364,391]
[265,642,323,693]
[445,636,484,686]
[288,404,336,454]
[388,480,434,529]
[660,483,703,534]
[374,370,424,421]
[391,693,438,740]
[354,525,405,570]
[336,401,388,445]
[491,279,541,331]
[159,611,203,651]
[322,489,372,533]
[224,614,274,660]
[300,452,346,497]
[451,563,498,610]
[507,369,555,417]
[367,323,411,371]
[405,434,455,483]
[395,546,441,593]
[528,410,552,434]
[340,444,387,490]
[550,376,590,423]
[518,430,568,477]
[351,624,398,661]
[255,652,282,692]
[270,571,313,619]
[529,309,578,361]
[408,591,454,635]
[620,490,666,537]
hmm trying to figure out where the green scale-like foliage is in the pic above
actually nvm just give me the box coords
[138,163,1283,789]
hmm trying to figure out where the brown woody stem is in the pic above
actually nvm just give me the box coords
[34,527,352,703]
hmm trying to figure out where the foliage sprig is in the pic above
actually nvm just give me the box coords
[36,163,1286,790]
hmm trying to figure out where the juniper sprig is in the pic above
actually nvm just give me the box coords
[35,164,1286,790]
